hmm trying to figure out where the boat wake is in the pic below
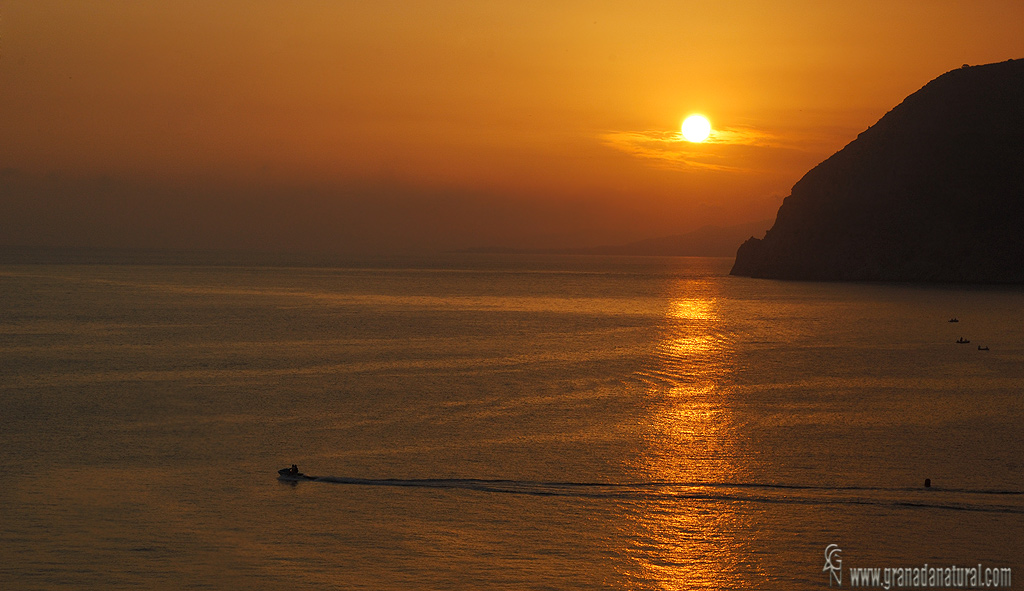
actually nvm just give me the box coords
[291,476,1024,514]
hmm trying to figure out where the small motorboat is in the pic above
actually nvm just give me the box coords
[278,466,316,482]
[978,345,989,351]
[948,318,959,323]
[956,337,970,344]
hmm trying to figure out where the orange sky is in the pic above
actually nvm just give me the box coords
[2,1,1022,254]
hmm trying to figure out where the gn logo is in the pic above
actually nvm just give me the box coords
[823,544,843,586]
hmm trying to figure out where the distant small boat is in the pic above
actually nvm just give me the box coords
[948,318,959,323]
[956,337,970,344]
[978,345,989,351]
[278,466,316,482]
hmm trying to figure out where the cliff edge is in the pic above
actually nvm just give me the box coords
[731,59,1024,283]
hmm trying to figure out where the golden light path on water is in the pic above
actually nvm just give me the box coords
[623,276,764,589]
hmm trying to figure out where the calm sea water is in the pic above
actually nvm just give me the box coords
[1,255,1021,589]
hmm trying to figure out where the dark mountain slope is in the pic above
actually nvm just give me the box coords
[732,59,1024,283]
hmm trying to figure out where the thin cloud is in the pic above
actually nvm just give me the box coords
[600,125,809,173]
[703,126,776,146]
[599,130,740,171]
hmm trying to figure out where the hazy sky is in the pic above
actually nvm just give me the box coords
[2,1,1022,254]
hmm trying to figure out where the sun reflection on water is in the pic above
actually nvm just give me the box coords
[667,297,719,322]
[623,278,764,589]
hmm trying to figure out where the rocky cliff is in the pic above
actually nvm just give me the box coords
[731,59,1024,283]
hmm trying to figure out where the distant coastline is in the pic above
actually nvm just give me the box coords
[0,246,368,268]
[0,218,772,267]
[0,242,750,270]
[460,219,772,258]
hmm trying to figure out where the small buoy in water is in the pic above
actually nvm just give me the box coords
[924,478,931,488]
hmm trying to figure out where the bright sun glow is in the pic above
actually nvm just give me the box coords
[681,114,712,142]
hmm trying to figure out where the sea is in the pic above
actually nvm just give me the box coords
[1,254,1021,590]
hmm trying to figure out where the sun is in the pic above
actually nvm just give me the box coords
[681,114,712,142]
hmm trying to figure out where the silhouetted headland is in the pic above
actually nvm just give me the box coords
[732,59,1024,283]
